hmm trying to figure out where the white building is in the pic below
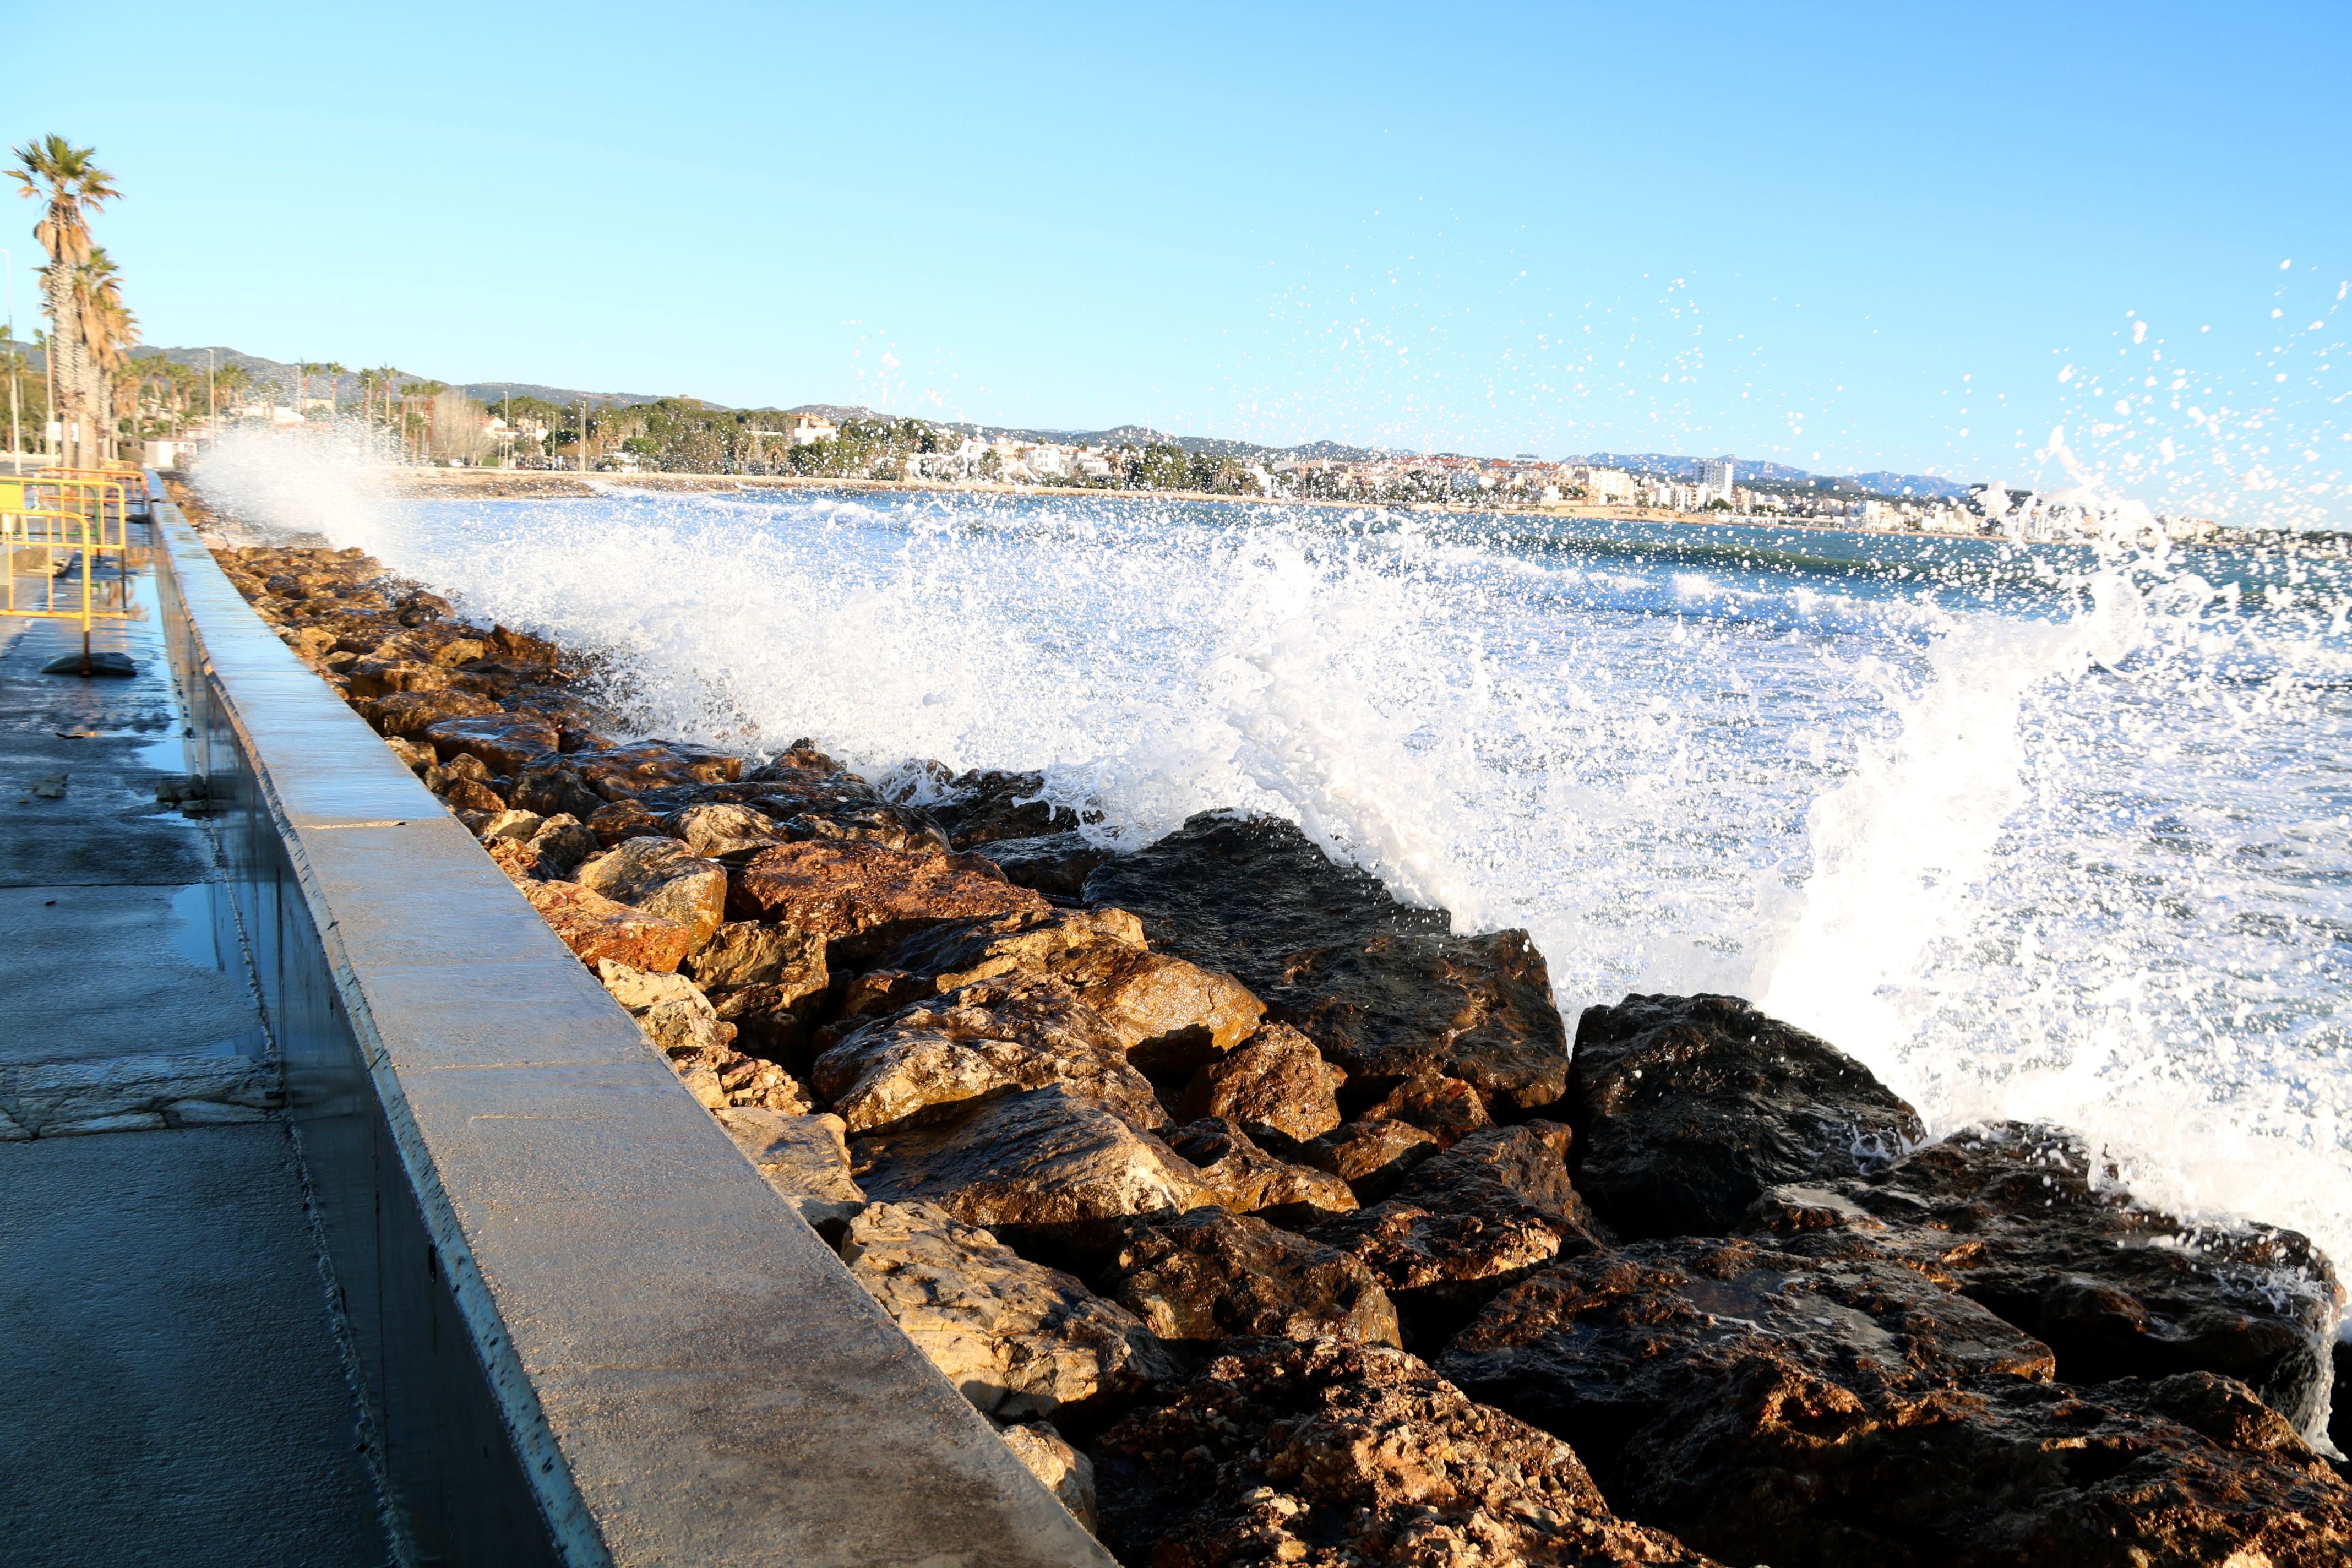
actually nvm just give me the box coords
[785,413,837,446]
[1700,455,1736,506]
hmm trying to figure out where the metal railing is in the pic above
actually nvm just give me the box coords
[2,471,139,672]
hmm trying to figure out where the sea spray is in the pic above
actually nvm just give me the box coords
[193,432,2352,1283]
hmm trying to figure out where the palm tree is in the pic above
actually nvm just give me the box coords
[10,135,116,467]
[73,248,134,457]
[322,361,347,416]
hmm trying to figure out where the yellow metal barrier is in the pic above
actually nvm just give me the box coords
[4,473,138,673]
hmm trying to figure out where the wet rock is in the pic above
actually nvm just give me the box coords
[437,776,507,814]
[477,808,543,843]
[727,840,1049,966]
[1569,992,1925,1239]
[576,836,728,952]
[1173,1024,1344,1143]
[423,714,559,775]
[1090,1338,1721,1568]
[488,624,558,665]
[688,919,824,991]
[520,879,692,973]
[1442,1237,2352,1568]
[927,768,1089,847]
[840,1200,1176,1420]
[568,739,742,799]
[971,831,1113,897]
[597,960,812,1114]
[1393,1122,1589,1231]
[355,687,503,738]
[997,1422,1098,1534]
[344,655,450,698]
[661,802,786,859]
[512,763,607,820]
[772,797,951,856]
[1363,1070,1492,1149]
[426,750,493,791]
[1749,1120,2347,1435]
[1310,1196,1566,1355]
[584,798,664,847]
[1084,813,1569,1115]
[1100,1206,1402,1348]
[852,1085,1216,1256]
[523,814,598,879]
[812,977,1165,1135]
[1162,1118,1358,1222]
[841,907,1262,1075]
[383,734,431,774]
[1296,1118,1440,1203]
[714,1106,866,1234]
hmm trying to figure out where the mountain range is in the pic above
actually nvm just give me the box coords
[128,345,1972,500]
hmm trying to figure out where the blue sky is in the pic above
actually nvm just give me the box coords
[13,2,2350,518]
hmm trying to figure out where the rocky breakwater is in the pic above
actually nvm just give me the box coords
[206,537,2352,1567]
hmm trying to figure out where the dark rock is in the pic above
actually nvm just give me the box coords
[927,768,1091,847]
[1162,1118,1358,1222]
[1296,1118,1440,1202]
[512,764,607,820]
[773,797,951,856]
[568,739,743,799]
[424,714,559,774]
[1173,1023,1344,1143]
[710,978,830,1066]
[1570,992,1925,1238]
[1393,1121,1589,1230]
[1090,1338,1722,1568]
[1310,1195,1566,1355]
[583,798,663,847]
[727,840,1050,966]
[1099,1207,1402,1347]
[811,977,1166,1134]
[1748,1120,2347,1435]
[969,831,1112,897]
[488,624,558,665]
[437,776,505,814]
[354,688,503,737]
[837,907,1150,1021]
[1363,1070,1492,1148]
[1443,1237,2352,1568]
[688,920,824,992]
[661,802,786,858]
[851,1085,1215,1257]
[1084,813,1568,1115]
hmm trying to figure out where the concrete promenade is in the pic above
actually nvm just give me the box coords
[0,537,390,1563]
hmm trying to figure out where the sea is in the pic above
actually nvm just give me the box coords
[199,441,2352,1286]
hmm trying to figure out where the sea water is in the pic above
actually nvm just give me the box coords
[198,448,2352,1282]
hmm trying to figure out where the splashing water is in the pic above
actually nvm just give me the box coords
[195,432,2352,1275]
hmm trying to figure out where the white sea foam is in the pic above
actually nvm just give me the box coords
[195,431,2352,1284]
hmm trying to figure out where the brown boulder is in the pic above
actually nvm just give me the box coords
[1162,1118,1358,1222]
[1083,813,1569,1114]
[1098,1207,1401,1348]
[1310,1194,1565,1354]
[840,1200,1176,1420]
[851,1085,1215,1255]
[354,688,503,737]
[714,1107,867,1234]
[810,976,1166,1135]
[728,840,1049,965]
[1089,1338,1722,1568]
[688,920,824,992]
[520,879,691,972]
[661,802,786,858]
[569,739,743,798]
[1297,1118,1441,1202]
[512,764,606,821]
[1174,1023,1344,1142]
[576,837,728,952]
[584,798,663,847]
[423,714,560,774]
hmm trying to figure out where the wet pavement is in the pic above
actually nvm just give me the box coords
[0,542,392,1564]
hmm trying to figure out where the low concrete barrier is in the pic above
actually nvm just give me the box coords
[145,475,1112,1567]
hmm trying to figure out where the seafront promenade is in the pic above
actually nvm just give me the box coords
[0,514,390,1561]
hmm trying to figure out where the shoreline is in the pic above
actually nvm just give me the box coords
[177,473,2352,1565]
[370,465,2021,546]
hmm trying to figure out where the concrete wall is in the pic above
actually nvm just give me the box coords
[145,476,1113,1568]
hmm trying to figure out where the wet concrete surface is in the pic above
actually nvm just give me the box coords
[0,548,391,1564]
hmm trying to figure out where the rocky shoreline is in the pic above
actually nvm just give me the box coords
[193,520,2352,1566]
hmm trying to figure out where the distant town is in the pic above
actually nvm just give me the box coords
[22,340,2229,547]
